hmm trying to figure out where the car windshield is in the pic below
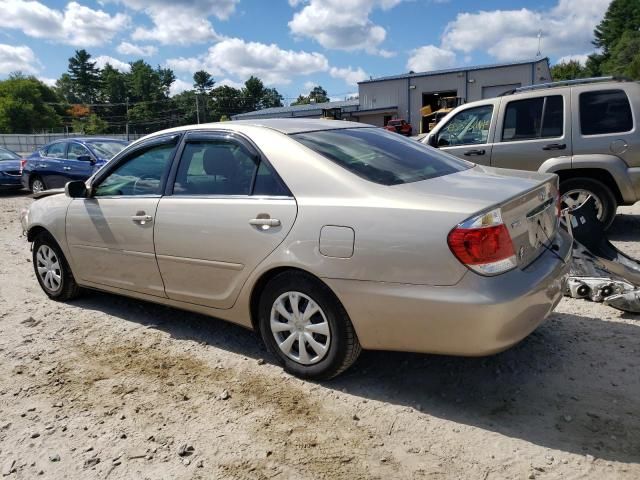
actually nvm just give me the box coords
[0,148,19,161]
[87,141,127,159]
[292,127,471,186]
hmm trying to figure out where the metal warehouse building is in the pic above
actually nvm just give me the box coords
[233,58,551,134]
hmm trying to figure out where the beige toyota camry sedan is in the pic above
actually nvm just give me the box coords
[21,119,571,379]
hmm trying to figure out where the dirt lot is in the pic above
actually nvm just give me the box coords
[0,191,638,479]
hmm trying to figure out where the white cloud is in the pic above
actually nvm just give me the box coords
[169,78,193,96]
[329,92,358,101]
[119,0,237,45]
[407,45,457,72]
[0,44,39,74]
[165,56,209,74]
[556,53,590,66]
[217,78,244,89]
[117,42,158,57]
[38,77,57,86]
[289,0,403,53]
[303,81,316,90]
[329,66,368,85]
[171,38,329,85]
[0,0,129,47]
[441,0,611,61]
[94,55,131,73]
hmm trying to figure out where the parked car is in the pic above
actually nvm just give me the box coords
[0,146,24,191]
[22,138,129,193]
[21,119,570,379]
[422,77,640,228]
[384,118,413,136]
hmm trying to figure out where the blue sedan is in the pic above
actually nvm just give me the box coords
[0,147,24,191]
[22,138,128,193]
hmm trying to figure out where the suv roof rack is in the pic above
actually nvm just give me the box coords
[499,76,631,96]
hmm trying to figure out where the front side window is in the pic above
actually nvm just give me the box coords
[436,105,493,147]
[580,89,633,135]
[67,143,91,160]
[94,142,176,197]
[502,95,563,141]
[46,143,66,158]
[292,127,471,186]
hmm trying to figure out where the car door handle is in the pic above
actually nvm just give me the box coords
[131,214,153,225]
[463,149,486,156]
[542,143,566,151]
[37,163,47,168]
[249,218,281,228]
[63,166,72,171]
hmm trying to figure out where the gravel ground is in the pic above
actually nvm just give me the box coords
[0,191,638,479]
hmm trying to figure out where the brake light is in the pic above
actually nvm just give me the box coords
[447,208,517,275]
[20,159,27,172]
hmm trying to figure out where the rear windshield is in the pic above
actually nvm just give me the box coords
[87,141,128,159]
[291,127,471,185]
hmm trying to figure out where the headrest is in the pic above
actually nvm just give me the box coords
[202,146,236,178]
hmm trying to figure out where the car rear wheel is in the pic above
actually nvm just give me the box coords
[33,232,81,301]
[258,271,361,380]
[30,176,46,194]
[560,177,617,230]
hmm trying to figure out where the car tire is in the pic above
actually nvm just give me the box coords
[32,232,81,301]
[258,271,361,380]
[30,176,46,194]
[560,177,617,230]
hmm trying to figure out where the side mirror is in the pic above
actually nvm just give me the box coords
[77,155,95,164]
[65,180,88,198]
[427,135,437,147]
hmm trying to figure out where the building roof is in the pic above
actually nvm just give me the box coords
[358,57,550,84]
[233,98,359,119]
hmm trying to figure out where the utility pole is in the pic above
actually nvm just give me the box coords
[536,30,543,57]
[195,95,200,124]
[125,97,130,141]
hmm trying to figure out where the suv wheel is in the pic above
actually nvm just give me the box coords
[560,177,617,229]
[30,176,46,194]
[258,271,361,380]
[33,232,81,301]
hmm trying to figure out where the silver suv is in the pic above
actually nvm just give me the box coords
[424,77,640,228]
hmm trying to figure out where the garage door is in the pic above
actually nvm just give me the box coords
[482,83,521,99]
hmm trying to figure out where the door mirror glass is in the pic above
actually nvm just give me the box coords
[77,155,94,163]
[65,180,88,198]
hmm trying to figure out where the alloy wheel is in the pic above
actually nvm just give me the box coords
[31,179,44,194]
[561,188,603,220]
[270,291,331,365]
[36,244,62,293]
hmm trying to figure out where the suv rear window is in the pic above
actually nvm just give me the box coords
[580,89,633,135]
[292,128,471,186]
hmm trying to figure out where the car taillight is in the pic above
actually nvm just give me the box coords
[447,208,517,276]
[20,159,26,172]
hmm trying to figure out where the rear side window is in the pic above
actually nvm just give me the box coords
[502,95,564,141]
[292,128,471,186]
[46,143,66,158]
[580,89,633,135]
[174,139,289,196]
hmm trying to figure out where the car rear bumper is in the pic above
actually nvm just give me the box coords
[325,227,572,356]
[0,175,22,188]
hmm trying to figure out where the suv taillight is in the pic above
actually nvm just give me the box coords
[447,208,517,276]
[20,159,26,172]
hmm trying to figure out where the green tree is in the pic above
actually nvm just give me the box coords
[210,85,244,120]
[193,70,214,95]
[67,49,101,103]
[0,74,62,133]
[291,85,329,106]
[261,87,283,109]
[603,30,640,79]
[99,64,127,103]
[55,73,79,104]
[72,113,108,134]
[172,90,199,125]
[550,60,589,81]
[242,76,265,112]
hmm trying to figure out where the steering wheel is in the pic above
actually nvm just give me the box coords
[132,176,159,196]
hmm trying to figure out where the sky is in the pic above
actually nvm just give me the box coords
[0,0,612,103]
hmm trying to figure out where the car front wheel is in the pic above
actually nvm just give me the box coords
[33,232,81,301]
[560,177,617,230]
[258,271,361,380]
